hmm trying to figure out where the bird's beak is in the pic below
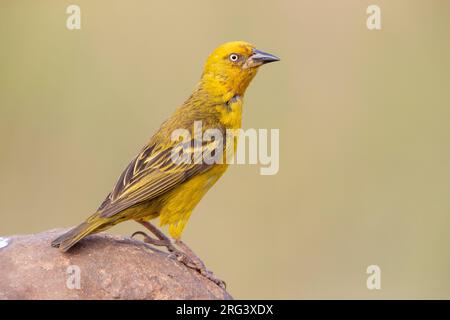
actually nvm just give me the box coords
[243,49,280,69]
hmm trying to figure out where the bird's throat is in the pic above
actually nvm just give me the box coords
[199,69,257,103]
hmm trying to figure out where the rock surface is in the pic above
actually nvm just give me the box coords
[0,229,232,300]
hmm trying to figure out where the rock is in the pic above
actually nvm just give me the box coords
[0,229,232,300]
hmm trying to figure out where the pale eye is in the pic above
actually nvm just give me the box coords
[229,53,240,62]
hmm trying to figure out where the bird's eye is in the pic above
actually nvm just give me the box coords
[229,53,240,62]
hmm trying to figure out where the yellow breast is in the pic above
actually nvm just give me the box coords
[156,97,244,239]
[157,164,228,239]
[216,95,243,130]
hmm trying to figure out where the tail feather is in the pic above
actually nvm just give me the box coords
[52,220,103,252]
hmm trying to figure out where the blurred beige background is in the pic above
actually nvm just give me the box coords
[1,0,449,299]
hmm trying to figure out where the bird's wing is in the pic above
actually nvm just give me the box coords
[97,135,223,218]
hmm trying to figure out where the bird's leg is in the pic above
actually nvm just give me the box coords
[174,239,226,289]
[137,221,174,249]
[131,231,171,247]
[132,220,197,268]
[133,220,176,252]
[132,220,225,288]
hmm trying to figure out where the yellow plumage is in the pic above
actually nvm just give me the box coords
[52,41,279,251]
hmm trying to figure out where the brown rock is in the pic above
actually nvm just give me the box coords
[0,229,232,300]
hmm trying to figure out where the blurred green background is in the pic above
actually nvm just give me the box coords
[1,0,449,299]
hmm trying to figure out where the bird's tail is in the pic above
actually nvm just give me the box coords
[51,214,105,252]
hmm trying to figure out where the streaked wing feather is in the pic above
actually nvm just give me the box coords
[98,138,219,218]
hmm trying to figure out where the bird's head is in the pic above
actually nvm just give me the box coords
[200,41,279,102]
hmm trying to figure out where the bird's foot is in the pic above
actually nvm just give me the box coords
[132,230,197,266]
[167,249,197,269]
[198,268,227,289]
[132,221,226,289]
[133,220,179,252]
[173,239,226,289]
[131,231,176,251]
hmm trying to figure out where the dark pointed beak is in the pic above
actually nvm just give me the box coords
[243,48,280,69]
[251,49,280,64]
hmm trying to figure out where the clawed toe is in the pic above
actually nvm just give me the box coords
[167,250,197,268]
[168,248,226,289]
[200,268,227,289]
[132,222,226,289]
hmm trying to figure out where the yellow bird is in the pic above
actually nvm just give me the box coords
[52,41,279,285]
